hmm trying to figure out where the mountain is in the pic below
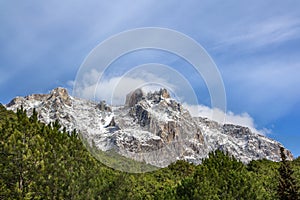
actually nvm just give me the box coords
[5,87,293,167]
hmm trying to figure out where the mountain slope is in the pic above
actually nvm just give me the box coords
[5,87,293,167]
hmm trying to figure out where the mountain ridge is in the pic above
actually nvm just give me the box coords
[5,87,293,168]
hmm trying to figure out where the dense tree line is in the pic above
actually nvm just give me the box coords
[0,104,299,199]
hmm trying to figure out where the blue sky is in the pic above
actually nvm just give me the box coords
[1,1,300,157]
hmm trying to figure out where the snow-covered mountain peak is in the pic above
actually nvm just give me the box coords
[5,87,294,169]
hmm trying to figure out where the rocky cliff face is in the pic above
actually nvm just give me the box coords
[5,87,293,167]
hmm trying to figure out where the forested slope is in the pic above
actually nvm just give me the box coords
[0,104,299,199]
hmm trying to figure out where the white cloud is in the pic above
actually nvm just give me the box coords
[97,76,147,105]
[74,72,177,106]
[183,103,270,135]
[72,61,201,106]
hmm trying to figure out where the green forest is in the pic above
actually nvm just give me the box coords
[0,104,299,199]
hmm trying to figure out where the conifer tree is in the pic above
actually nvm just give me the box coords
[277,147,300,200]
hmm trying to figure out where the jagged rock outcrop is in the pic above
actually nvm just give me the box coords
[97,100,112,112]
[6,87,73,126]
[128,89,203,145]
[125,88,144,107]
[48,87,72,106]
[5,87,294,168]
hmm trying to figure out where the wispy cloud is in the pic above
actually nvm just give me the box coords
[212,16,300,51]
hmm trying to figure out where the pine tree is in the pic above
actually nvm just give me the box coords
[176,150,270,199]
[277,147,300,200]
